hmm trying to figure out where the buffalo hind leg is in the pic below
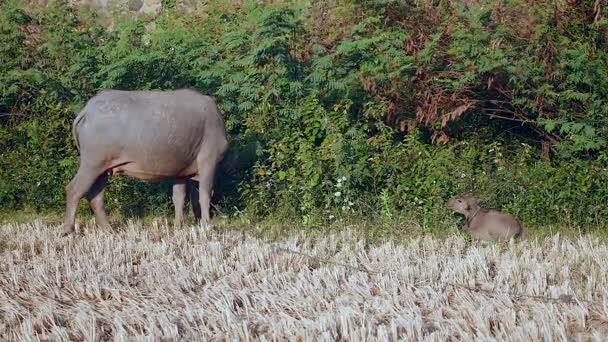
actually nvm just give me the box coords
[173,179,187,228]
[86,175,111,230]
[62,165,105,236]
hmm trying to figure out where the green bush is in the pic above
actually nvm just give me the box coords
[0,0,606,230]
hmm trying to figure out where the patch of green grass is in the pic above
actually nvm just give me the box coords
[0,209,63,226]
[3,208,604,247]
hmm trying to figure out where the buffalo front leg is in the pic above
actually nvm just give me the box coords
[196,161,221,230]
[86,175,111,229]
[188,179,202,222]
[63,165,104,236]
[173,179,187,228]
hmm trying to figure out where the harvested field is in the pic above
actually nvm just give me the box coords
[1,221,608,341]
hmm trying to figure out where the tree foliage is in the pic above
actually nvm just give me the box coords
[1,0,607,228]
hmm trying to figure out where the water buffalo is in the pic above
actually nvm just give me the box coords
[62,88,228,236]
[447,192,527,241]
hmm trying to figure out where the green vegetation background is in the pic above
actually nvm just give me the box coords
[1,0,607,233]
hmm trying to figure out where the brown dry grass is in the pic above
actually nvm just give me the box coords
[1,221,608,341]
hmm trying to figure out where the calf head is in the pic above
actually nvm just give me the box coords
[447,192,479,216]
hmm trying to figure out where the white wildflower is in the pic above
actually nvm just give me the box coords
[334,191,342,197]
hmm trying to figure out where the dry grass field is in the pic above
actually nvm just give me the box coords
[1,220,608,341]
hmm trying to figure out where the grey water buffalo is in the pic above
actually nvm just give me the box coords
[447,192,527,241]
[62,88,228,236]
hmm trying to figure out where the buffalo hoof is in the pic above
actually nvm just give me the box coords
[200,222,215,231]
[61,225,75,237]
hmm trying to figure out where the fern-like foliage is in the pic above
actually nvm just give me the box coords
[1,0,607,228]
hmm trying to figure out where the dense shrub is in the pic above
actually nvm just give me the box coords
[1,0,607,229]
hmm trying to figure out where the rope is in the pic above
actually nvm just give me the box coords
[182,190,596,306]
[444,282,588,305]
[268,244,593,305]
[189,185,225,216]
[271,245,381,275]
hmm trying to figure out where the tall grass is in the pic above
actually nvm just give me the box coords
[1,221,607,340]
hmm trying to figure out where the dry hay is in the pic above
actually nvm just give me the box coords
[0,221,607,341]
